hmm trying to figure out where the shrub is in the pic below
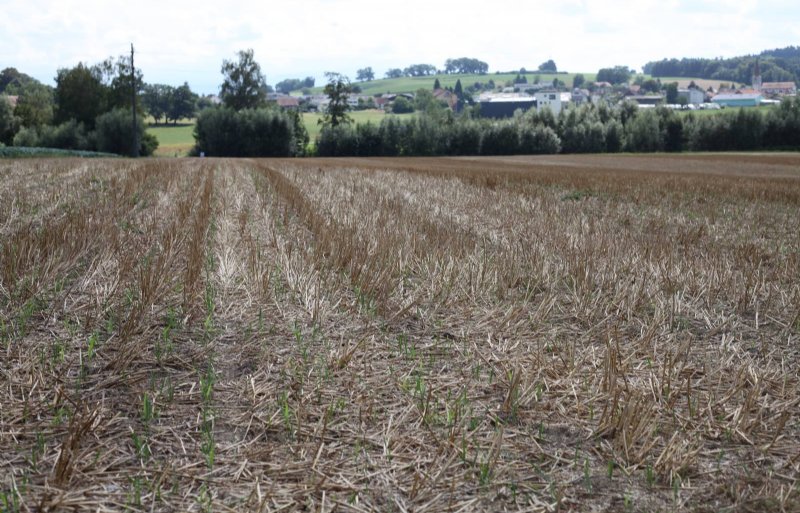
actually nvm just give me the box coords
[446,121,482,155]
[625,110,663,152]
[764,97,800,149]
[518,125,561,154]
[193,107,299,157]
[13,126,40,147]
[316,124,359,156]
[480,121,519,155]
[0,96,20,145]
[14,119,92,151]
[0,146,116,158]
[94,109,155,156]
[391,97,414,114]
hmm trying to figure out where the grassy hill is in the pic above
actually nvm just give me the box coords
[305,72,597,96]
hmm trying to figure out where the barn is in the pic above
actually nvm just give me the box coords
[711,93,763,108]
[479,97,537,118]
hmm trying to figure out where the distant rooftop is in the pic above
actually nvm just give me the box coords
[712,93,762,101]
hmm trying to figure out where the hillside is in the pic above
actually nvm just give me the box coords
[643,46,800,85]
[304,72,596,96]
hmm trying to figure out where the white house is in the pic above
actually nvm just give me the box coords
[677,88,705,105]
[534,91,571,114]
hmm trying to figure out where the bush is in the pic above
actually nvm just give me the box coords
[625,110,663,152]
[480,121,519,155]
[14,119,92,151]
[764,97,800,149]
[0,146,116,158]
[193,107,299,157]
[406,116,445,156]
[604,120,624,152]
[390,97,414,114]
[446,121,482,155]
[94,109,155,156]
[316,125,359,156]
[13,126,40,147]
[0,97,20,145]
[518,125,561,154]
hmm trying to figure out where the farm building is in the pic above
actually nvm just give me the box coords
[760,82,797,96]
[433,88,459,110]
[677,88,705,105]
[711,93,763,108]
[274,96,300,109]
[534,91,571,114]
[479,96,537,118]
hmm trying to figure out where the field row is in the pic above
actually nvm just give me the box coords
[1,155,799,512]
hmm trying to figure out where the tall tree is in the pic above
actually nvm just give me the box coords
[443,58,489,74]
[665,82,679,103]
[14,83,54,128]
[385,68,404,79]
[572,74,585,89]
[168,82,197,124]
[433,78,441,90]
[275,78,314,94]
[356,67,375,82]
[319,72,352,128]
[102,55,144,111]
[538,60,558,72]
[142,84,173,125]
[220,49,268,111]
[596,66,634,85]
[0,68,39,94]
[403,64,437,77]
[54,63,107,128]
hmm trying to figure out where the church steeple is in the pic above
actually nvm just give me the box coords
[752,58,762,92]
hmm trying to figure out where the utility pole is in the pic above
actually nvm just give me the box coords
[131,43,139,158]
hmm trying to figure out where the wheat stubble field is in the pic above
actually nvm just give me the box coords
[1,154,799,512]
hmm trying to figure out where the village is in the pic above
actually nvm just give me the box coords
[257,61,797,119]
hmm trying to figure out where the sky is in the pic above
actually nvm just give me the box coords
[1,0,798,95]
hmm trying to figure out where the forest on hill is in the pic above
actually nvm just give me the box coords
[643,46,800,84]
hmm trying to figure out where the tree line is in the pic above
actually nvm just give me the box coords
[643,46,800,85]
[315,97,800,157]
[0,58,158,155]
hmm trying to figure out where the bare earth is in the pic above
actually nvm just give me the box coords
[1,154,799,512]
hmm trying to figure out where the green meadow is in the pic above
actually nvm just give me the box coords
[148,123,195,157]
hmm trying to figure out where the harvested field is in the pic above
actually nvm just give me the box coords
[1,154,799,512]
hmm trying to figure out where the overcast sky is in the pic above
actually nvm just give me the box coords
[2,0,798,94]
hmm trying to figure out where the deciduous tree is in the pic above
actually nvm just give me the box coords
[14,83,53,128]
[167,82,197,124]
[320,72,353,128]
[220,49,268,111]
[54,63,107,128]
[142,84,173,125]
[356,67,375,82]
[538,60,558,72]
